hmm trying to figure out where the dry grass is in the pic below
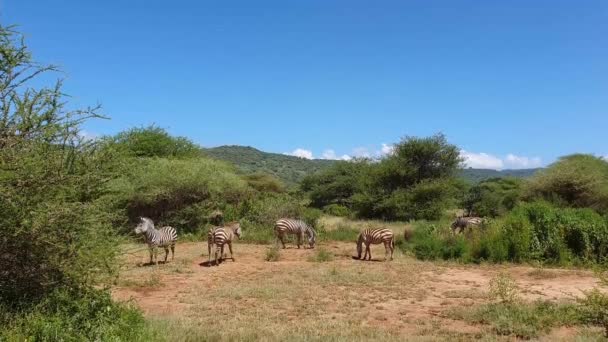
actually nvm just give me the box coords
[113,240,603,341]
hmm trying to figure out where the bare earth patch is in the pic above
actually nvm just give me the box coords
[113,242,603,341]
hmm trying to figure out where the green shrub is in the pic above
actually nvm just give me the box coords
[103,125,201,159]
[323,204,351,217]
[310,248,334,262]
[264,246,281,262]
[0,288,150,341]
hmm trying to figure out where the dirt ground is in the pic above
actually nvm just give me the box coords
[113,241,604,341]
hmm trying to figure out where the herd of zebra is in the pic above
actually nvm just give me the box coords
[133,217,397,265]
[134,216,483,265]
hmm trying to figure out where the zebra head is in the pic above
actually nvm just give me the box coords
[307,227,316,248]
[356,234,363,259]
[233,223,242,238]
[135,217,153,235]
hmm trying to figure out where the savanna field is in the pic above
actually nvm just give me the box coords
[3,21,608,342]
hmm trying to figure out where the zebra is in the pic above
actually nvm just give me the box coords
[451,216,483,234]
[356,228,394,261]
[212,223,242,266]
[134,217,177,265]
[207,221,240,263]
[274,218,316,249]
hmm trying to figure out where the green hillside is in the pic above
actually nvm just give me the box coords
[204,145,540,185]
[203,145,335,185]
[458,168,541,183]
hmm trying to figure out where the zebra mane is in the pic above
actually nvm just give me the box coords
[139,217,155,231]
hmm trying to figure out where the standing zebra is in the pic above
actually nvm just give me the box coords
[356,228,394,261]
[451,216,483,234]
[207,222,240,263]
[213,223,242,266]
[134,217,177,265]
[274,218,316,249]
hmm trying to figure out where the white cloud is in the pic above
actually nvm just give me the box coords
[380,143,394,156]
[461,150,543,170]
[322,149,337,159]
[461,150,504,170]
[286,148,313,159]
[504,154,542,169]
[322,149,352,161]
[352,147,372,158]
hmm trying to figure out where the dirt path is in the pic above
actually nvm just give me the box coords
[113,242,603,340]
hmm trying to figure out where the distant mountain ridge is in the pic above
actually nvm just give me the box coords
[204,145,541,185]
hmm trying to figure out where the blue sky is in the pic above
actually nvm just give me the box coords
[3,1,607,169]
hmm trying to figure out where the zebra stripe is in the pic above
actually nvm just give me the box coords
[356,228,394,261]
[274,218,316,249]
[134,217,177,265]
[451,217,483,234]
[207,222,240,263]
[212,223,242,266]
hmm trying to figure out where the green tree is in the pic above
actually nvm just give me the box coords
[105,125,201,158]
[525,154,608,214]
[463,177,524,217]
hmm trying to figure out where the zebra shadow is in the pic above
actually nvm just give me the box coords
[199,259,234,267]
[137,261,169,267]
[351,256,384,262]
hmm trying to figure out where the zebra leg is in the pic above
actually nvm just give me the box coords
[163,247,169,263]
[215,246,220,266]
[279,235,286,249]
[148,247,154,265]
[297,233,301,249]
[228,242,234,261]
[208,241,212,263]
[367,244,372,261]
[390,239,394,261]
[171,244,175,260]
[220,245,225,262]
[153,247,158,265]
[384,241,392,261]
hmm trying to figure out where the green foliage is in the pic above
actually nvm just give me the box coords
[450,301,582,339]
[459,168,540,183]
[323,204,351,217]
[489,273,519,303]
[0,288,150,341]
[303,134,464,221]
[104,125,201,158]
[405,201,608,266]
[463,177,524,217]
[0,24,148,340]
[0,23,119,307]
[526,154,608,214]
[244,173,286,193]
[319,224,360,242]
[310,248,334,262]
[104,157,250,233]
[264,246,281,262]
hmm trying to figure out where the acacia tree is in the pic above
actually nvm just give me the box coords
[0,25,119,308]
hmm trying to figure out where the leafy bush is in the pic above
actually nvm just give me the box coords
[489,273,519,303]
[103,125,201,159]
[463,177,524,217]
[264,246,281,262]
[105,157,250,233]
[525,154,608,214]
[323,204,351,217]
[244,173,286,193]
[0,288,150,341]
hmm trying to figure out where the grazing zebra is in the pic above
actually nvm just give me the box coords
[134,217,177,265]
[451,216,483,234]
[274,218,316,249]
[207,222,240,263]
[213,223,242,266]
[356,228,394,261]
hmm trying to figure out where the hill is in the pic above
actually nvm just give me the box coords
[204,145,541,185]
[203,145,335,185]
[458,168,541,183]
